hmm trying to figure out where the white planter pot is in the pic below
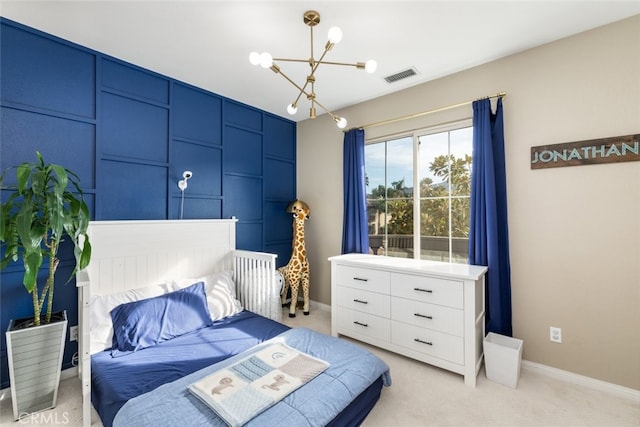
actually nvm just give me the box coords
[5,310,68,420]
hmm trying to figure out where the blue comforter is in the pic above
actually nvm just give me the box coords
[92,310,289,426]
[113,327,391,426]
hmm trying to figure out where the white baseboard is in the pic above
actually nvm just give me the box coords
[521,360,640,402]
[310,299,331,312]
[284,299,331,312]
[307,301,639,402]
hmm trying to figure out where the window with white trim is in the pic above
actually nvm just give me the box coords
[365,122,473,263]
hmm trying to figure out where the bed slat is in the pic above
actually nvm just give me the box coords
[233,250,281,321]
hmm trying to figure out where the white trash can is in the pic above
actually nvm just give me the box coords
[483,332,524,388]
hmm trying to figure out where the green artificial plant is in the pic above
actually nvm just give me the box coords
[1,151,91,327]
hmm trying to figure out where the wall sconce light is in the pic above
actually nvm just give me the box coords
[178,170,193,219]
[178,170,193,191]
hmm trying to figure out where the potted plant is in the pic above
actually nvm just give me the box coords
[0,151,91,420]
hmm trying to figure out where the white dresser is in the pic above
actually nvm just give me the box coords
[329,254,488,387]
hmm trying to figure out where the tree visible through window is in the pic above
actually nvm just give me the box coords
[365,125,472,263]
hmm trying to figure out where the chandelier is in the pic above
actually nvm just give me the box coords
[249,10,377,129]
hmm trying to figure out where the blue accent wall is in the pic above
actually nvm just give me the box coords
[0,18,296,388]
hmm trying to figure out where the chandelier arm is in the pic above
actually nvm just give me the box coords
[270,41,333,107]
[272,66,313,101]
[292,44,333,101]
[292,90,305,107]
[310,97,339,120]
[310,24,315,64]
[289,43,333,108]
[310,45,333,74]
[316,60,367,68]
[271,63,310,107]
[272,58,312,64]
[274,64,339,120]
[271,56,357,70]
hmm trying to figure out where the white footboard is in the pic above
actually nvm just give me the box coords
[232,250,282,321]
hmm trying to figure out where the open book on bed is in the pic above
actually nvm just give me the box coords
[188,342,329,427]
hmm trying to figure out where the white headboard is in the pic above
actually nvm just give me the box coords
[84,219,237,295]
[75,219,239,426]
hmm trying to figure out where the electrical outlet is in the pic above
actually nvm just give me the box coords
[550,326,562,343]
[70,325,78,342]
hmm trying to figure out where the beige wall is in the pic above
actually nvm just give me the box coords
[297,16,640,390]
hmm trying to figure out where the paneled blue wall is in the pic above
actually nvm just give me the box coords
[0,18,296,388]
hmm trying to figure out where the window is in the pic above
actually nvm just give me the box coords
[365,123,472,263]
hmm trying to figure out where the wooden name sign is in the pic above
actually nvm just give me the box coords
[531,134,639,169]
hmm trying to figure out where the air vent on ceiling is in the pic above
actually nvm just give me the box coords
[383,67,418,83]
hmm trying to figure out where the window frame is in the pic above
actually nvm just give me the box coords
[365,118,473,262]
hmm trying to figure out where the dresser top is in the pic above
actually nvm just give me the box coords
[329,253,487,280]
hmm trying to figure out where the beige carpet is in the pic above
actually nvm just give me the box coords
[2,307,638,426]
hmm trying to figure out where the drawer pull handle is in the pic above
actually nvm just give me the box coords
[353,299,368,304]
[413,287,433,293]
[353,277,368,282]
[414,338,433,346]
[353,321,369,327]
[414,313,433,319]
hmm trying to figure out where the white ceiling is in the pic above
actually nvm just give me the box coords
[2,1,639,122]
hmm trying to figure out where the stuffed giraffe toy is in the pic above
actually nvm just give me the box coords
[278,200,311,318]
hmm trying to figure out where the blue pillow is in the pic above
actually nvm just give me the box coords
[110,281,212,357]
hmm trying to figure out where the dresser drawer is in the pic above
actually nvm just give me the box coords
[391,321,463,365]
[391,297,463,336]
[334,265,390,294]
[391,273,463,309]
[335,286,391,318]
[337,308,390,342]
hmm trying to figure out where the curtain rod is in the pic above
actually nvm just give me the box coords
[349,91,507,132]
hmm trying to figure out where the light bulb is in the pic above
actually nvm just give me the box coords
[365,60,377,74]
[259,52,273,68]
[336,117,348,129]
[287,104,298,115]
[327,26,343,44]
[249,52,261,66]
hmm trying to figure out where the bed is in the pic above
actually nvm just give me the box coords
[76,219,390,427]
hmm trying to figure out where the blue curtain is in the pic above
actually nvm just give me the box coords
[469,98,512,336]
[342,128,369,254]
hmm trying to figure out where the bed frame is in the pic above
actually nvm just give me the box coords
[75,219,279,427]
